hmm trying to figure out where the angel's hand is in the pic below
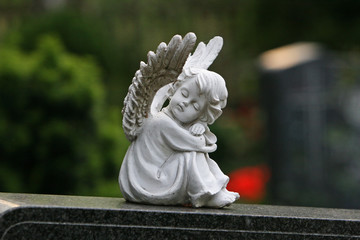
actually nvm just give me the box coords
[189,123,206,136]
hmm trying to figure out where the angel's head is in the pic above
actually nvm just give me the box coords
[168,68,227,125]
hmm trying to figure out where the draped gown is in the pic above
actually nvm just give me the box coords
[119,110,229,207]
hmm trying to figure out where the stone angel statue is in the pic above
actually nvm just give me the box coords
[119,32,239,208]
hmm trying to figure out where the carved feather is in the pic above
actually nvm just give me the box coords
[169,33,197,70]
[183,36,223,70]
[122,33,197,141]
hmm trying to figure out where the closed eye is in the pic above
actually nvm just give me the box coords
[181,89,189,97]
[193,103,200,111]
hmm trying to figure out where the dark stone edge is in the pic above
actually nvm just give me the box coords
[1,204,360,239]
[3,221,360,240]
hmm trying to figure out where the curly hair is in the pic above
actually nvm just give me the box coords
[169,68,228,125]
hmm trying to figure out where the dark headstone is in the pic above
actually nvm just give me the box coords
[1,192,360,239]
[259,43,360,208]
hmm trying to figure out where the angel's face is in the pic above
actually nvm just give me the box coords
[169,79,207,124]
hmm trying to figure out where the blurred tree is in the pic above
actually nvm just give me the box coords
[0,35,128,196]
[2,9,136,107]
[1,0,360,202]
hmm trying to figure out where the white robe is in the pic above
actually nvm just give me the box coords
[119,111,229,207]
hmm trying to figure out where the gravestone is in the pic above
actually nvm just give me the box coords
[1,192,360,239]
[259,42,360,208]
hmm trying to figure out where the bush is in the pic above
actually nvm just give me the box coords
[0,35,128,196]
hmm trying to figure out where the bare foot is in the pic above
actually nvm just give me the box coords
[224,188,240,201]
[205,189,239,208]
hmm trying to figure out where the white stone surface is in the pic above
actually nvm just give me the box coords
[119,33,239,208]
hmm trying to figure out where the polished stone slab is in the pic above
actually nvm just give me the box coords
[1,192,360,239]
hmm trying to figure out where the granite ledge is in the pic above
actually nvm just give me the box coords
[1,192,360,239]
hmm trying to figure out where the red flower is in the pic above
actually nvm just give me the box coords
[227,165,270,202]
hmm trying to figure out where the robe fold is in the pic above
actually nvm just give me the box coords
[119,111,229,207]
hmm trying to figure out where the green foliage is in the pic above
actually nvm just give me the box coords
[0,35,128,196]
[1,0,360,199]
[2,10,138,107]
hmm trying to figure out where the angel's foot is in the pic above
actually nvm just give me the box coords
[205,188,239,208]
[224,188,240,201]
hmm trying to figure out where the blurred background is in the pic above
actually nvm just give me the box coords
[0,0,360,209]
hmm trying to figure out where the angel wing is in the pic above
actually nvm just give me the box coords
[179,36,223,79]
[122,33,197,141]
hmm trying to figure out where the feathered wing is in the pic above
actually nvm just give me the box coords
[122,33,197,141]
[182,36,223,71]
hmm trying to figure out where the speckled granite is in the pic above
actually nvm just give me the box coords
[0,193,360,239]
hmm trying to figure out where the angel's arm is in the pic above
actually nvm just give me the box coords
[204,125,217,145]
[158,118,216,153]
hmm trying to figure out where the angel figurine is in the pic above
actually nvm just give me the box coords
[119,32,239,208]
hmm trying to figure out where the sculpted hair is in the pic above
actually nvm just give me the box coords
[171,68,228,125]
